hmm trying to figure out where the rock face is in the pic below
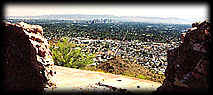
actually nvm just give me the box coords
[2,21,56,93]
[156,20,211,93]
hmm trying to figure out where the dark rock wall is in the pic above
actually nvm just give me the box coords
[156,20,210,93]
[2,21,56,93]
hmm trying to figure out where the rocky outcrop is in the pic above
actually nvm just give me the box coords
[156,20,211,94]
[2,21,56,93]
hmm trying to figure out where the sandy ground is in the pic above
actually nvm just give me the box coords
[45,66,162,94]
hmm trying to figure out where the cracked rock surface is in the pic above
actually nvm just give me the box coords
[45,66,162,94]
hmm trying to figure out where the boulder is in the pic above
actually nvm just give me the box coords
[156,20,210,94]
[2,21,56,93]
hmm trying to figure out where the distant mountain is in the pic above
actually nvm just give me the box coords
[6,14,117,20]
[119,16,196,24]
[6,14,199,24]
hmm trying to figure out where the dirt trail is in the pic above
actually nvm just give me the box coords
[45,66,162,94]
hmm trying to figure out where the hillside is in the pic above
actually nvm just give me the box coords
[84,56,165,83]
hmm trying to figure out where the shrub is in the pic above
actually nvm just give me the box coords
[137,75,146,79]
[50,37,95,69]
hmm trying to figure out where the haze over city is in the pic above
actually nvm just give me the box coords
[6,3,208,17]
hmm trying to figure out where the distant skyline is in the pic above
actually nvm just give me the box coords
[5,3,208,21]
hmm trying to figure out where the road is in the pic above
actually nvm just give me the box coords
[45,66,162,94]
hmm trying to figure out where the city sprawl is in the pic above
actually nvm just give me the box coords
[8,18,192,75]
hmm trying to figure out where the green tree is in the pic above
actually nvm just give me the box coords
[50,37,95,69]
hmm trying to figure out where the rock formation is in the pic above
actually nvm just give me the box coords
[156,20,211,94]
[2,21,56,94]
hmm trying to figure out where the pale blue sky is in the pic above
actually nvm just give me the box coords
[5,3,208,20]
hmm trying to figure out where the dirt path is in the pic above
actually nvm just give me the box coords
[45,66,162,94]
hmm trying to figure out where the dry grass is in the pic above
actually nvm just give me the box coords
[82,56,165,83]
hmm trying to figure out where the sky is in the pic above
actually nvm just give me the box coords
[5,3,208,20]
